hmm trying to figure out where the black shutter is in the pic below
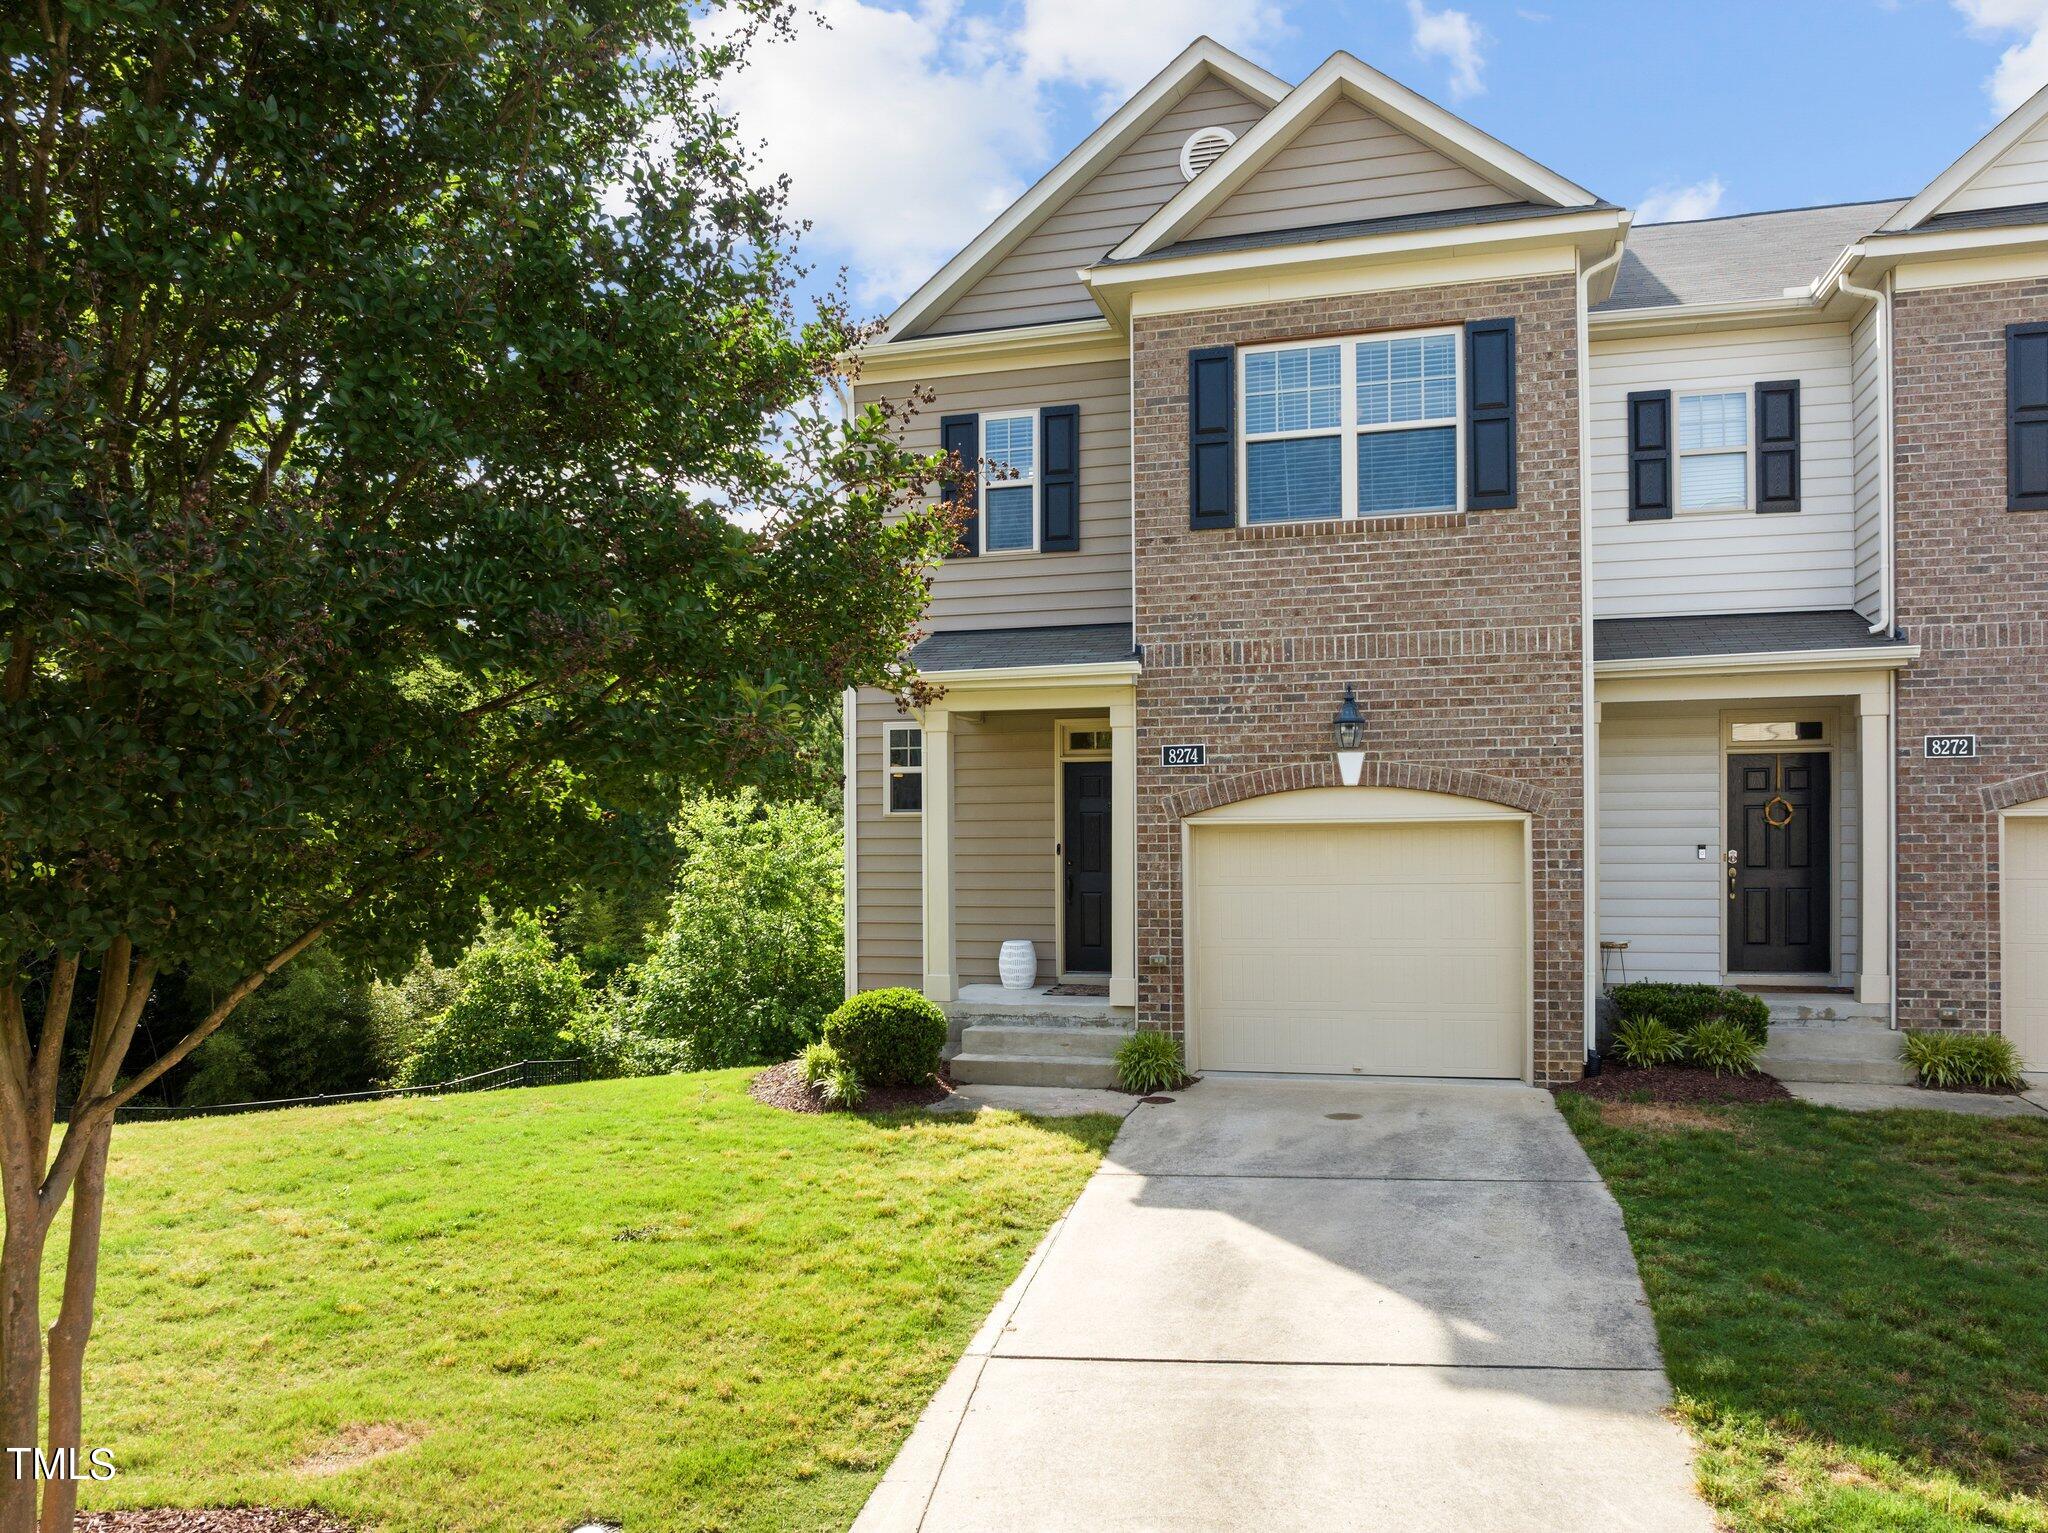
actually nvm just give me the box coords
[1465,318,1516,510]
[2009,323,2048,511]
[1040,404,1080,552]
[939,412,979,556]
[1755,379,1801,514]
[1188,346,1236,530]
[1627,390,1672,521]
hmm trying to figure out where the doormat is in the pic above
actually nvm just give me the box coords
[1045,983,1110,997]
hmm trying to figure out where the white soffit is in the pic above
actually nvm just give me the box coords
[878,37,1289,342]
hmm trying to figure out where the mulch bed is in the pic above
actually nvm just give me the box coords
[1556,1063,1792,1105]
[80,1514,354,1532]
[749,1059,957,1114]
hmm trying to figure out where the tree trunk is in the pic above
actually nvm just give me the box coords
[37,1119,110,1533]
[0,1209,45,1533]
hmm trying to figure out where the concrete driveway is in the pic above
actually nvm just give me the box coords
[854,1077,1714,1533]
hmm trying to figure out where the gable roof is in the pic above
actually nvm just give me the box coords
[1593,199,1905,313]
[1110,50,1601,263]
[880,38,1289,343]
[1885,79,2048,231]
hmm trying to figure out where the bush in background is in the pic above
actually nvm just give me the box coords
[1902,1030,2026,1090]
[1610,982,1771,1045]
[609,791,843,1070]
[367,948,466,1081]
[178,948,380,1107]
[821,988,947,1087]
[394,911,591,1086]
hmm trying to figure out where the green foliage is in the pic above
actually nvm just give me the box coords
[799,1042,841,1089]
[177,948,379,1107]
[821,989,947,1088]
[1611,1014,1686,1070]
[394,912,589,1086]
[2,0,954,1047]
[1114,1030,1187,1094]
[1902,1031,2027,1091]
[609,791,843,1071]
[367,949,466,1082]
[816,1062,867,1109]
[1611,982,1772,1045]
[1684,1018,1764,1076]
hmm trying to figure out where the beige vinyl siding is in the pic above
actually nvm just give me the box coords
[855,358,1132,629]
[953,711,1058,985]
[1186,97,1514,243]
[919,74,1267,338]
[1598,704,1859,985]
[1936,113,2048,215]
[853,688,922,991]
[1590,324,1860,617]
[1850,303,1885,619]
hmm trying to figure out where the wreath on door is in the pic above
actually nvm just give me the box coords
[1762,795,1796,829]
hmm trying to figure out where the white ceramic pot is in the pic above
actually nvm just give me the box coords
[998,939,1037,991]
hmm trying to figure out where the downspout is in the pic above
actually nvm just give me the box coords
[1578,234,1628,1068]
[1835,264,1900,1027]
[1836,264,1893,637]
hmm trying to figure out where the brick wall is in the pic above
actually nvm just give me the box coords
[1892,276,2048,1030]
[1130,274,1588,1083]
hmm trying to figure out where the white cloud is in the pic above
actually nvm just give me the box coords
[1955,0,2048,114]
[1635,176,1727,224]
[717,0,1045,307]
[1406,1,1485,99]
[1015,0,1287,97]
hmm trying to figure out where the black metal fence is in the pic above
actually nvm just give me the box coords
[114,1058,587,1122]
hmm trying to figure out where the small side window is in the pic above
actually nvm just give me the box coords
[884,725,923,815]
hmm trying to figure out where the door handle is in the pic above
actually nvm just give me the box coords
[1726,847,1739,902]
[1066,873,1075,902]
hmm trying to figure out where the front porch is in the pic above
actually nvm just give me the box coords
[1593,617,1913,1014]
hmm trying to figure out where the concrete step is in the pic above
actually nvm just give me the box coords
[1748,990,1891,1025]
[949,1052,1125,1090]
[958,1024,1129,1060]
[1760,1021,1913,1084]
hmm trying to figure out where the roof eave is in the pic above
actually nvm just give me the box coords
[1594,644,1919,678]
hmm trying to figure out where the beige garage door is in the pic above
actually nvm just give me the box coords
[1190,819,1526,1078]
[2006,815,2048,1073]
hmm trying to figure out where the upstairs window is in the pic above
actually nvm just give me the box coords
[884,724,923,815]
[1676,391,1750,511]
[981,414,1037,552]
[1239,328,1462,525]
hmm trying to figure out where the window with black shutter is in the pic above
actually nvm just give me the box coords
[2009,323,2048,511]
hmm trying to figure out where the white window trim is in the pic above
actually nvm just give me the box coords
[882,723,924,817]
[1674,389,1753,515]
[980,410,1039,555]
[1235,326,1464,527]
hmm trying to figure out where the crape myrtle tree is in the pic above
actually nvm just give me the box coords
[0,1,954,1525]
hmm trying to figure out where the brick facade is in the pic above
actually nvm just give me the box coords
[1129,274,1589,1083]
[1892,276,2048,1030]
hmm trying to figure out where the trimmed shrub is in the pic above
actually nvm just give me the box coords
[1903,1030,2027,1090]
[1611,1015,1685,1070]
[821,988,948,1087]
[1685,1018,1763,1076]
[394,911,590,1086]
[610,790,843,1071]
[1114,1030,1186,1094]
[1610,981,1771,1045]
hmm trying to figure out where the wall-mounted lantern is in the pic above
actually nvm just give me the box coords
[1333,684,1365,787]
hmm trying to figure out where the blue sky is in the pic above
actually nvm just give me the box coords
[717,0,2048,316]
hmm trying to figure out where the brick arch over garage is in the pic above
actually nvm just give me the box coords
[1165,758,1559,822]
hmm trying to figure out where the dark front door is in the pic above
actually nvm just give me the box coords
[1728,752,1831,974]
[1062,761,1112,973]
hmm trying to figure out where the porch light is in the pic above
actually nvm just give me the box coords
[1332,684,1366,787]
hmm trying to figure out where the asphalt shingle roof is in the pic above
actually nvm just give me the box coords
[1105,201,1589,265]
[1593,200,1906,312]
[1903,200,2048,233]
[909,623,1138,672]
[1595,609,1908,664]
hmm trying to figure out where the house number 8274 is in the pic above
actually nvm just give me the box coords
[1161,744,1206,767]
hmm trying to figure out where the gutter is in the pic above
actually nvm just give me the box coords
[916,660,1143,688]
[1592,643,1920,678]
[1834,266,1895,637]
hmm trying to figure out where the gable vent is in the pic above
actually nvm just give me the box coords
[1179,126,1237,182]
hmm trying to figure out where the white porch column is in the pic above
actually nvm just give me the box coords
[1110,698,1138,1009]
[920,705,956,1004]
[1857,683,1894,1009]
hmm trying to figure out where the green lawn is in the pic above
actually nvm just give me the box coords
[1560,1093,2048,1532]
[71,1071,1119,1532]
